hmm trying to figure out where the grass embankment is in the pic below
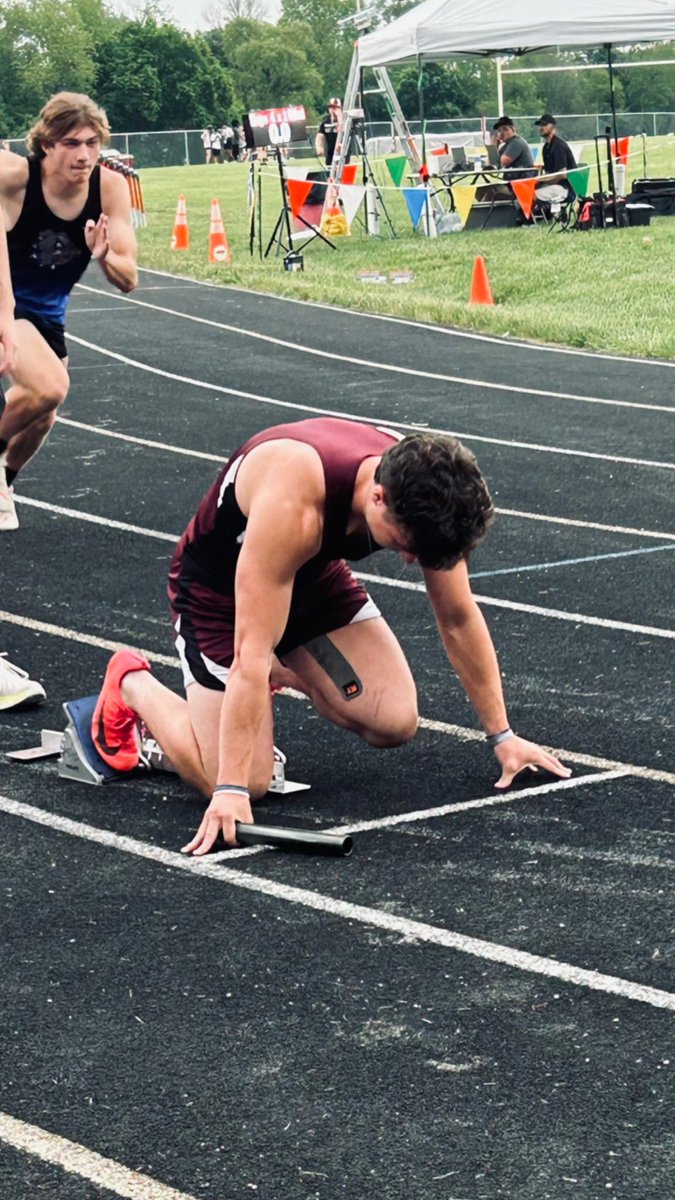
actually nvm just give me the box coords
[135,137,675,360]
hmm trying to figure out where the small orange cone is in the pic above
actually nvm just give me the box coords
[208,198,231,264]
[171,194,189,250]
[469,255,494,305]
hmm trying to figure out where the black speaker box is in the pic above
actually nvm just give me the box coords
[464,201,519,230]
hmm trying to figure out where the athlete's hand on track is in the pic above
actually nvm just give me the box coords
[0,311,18,375]
[84,214,110,261]
[493,735,571,790]
[181,791,254,855]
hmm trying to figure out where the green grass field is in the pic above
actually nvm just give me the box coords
[135,135,675,360]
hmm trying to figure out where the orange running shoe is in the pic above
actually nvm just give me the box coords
[91,649,150,771]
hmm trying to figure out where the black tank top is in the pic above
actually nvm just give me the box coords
[169,418,400,597]
[8,157,102,325]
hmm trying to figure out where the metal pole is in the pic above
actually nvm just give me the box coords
[606,44,619,148]
[184,130,189,165]
[496,57,504,116]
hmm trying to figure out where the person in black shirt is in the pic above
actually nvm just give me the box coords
[535,114,577,205]
[315,98,344,167]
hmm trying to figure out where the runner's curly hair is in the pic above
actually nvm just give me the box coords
[375,433,495,570]
[27,92,110,158]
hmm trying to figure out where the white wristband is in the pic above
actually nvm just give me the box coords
[486,728,515,748]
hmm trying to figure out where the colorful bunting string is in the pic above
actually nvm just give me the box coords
[568,165,591,198]
[511,177,537,221]
[452,185,477,227]
[286,178,313,220]
[401,187,428,229]
[385,155,408,188]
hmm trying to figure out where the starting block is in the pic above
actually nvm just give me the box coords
[6,693,310,794]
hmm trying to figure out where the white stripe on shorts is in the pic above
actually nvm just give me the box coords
[175,595,381,691]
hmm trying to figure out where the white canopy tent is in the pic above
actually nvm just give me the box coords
[356,0,675,67]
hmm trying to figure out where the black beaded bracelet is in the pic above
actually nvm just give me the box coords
[213,784,250,797]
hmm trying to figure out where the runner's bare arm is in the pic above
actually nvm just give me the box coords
[86,169,137,293]
[423,560,571,787]
[182,444,325,854]
[0,153,29,229]
[0,215,17,375]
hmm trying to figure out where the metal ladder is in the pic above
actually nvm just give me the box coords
[325,47,445,233]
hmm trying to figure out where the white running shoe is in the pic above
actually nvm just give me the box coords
[0,461,18,531]
[0,654,47,710]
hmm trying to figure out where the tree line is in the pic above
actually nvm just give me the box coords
[0,0,672,140]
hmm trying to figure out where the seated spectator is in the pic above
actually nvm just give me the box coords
[494,116,536,181]
[476,116,536,202]
[534,114,577,207]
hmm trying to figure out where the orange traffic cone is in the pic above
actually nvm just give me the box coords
[171,194,189,250]
[469,255,494,305]
[208,198,231,264]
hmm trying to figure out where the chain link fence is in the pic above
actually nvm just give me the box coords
[5,112,673,168]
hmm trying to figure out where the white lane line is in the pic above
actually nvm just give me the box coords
[2,609,674,787]
[0,1110,200,1200]
[12,496,675,640]
[74,284,672,414]
[354,570,675,640]
[1,793,674,1011]
[314,771,629,836]
[207,771,628,862]
[69,306,131,314]
[0,609,178,667]
[133,266,675,370]
[54,417,675,543]
[58,416,225,461]
[497,508,675,543]
[66,334,675,471]
[17,496,177,542]
[471,543,675,579]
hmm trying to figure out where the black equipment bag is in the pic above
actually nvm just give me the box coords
[628,178,675,216]
[578,193,629,230]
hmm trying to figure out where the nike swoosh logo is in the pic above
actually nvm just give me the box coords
[96,709,121,756]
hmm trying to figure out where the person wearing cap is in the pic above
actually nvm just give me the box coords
[315,99,345,167]
[534,115,577,206]
[493,116,536,182]
[475,116,535,203]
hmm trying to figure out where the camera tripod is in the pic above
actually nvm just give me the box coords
[264,147,335,260]
[349,122,396,238]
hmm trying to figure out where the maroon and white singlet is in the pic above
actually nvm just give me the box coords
[168,418,399,689]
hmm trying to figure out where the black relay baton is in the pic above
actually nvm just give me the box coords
[235,821,353,857]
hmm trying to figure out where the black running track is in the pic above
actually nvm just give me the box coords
[1,267,674,1200]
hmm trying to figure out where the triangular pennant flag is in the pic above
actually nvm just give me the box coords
[452,185,478,226]
[385,155,408,188]
[336,183,366,228]
[341,164,358,185]
[511,177,537,220]
[286,178,313,220]
[568,165,591,198]
[612,136,631,166]
[285,167,309,181]
[401,187,428,229]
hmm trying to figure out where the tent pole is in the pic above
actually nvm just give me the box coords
[417,54,427,168]
[416,54,432,232]
[606,43,619,148]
